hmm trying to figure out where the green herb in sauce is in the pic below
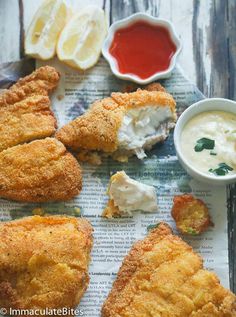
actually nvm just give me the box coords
[209,162,234,176]
[194,138,215,152]
[210,151,217,156]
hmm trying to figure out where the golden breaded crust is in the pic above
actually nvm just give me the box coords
[0,215,93,314]
[171,195,213,235]
[111,89,176,113]
[0,66,60,107]
[102,199,122,218]
[0,95,57,151]
[145,82,166,92]
[76,150,102,165]
[0,138,82,202]
[0,66,59,151]
[56,88,176,153]
[102,223,236,317]
[56,97,125,152]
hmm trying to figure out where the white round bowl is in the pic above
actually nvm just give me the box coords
[102,13,181,84]
[174,98,236,185]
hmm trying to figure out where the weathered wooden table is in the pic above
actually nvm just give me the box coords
[0,0,235,291]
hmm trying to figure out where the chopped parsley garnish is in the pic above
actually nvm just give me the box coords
[209,162,234,176]
[186,227,198,235]
[210,151,217,156]
[194,138,215,152]
[147,223,160,231]
[219,162,233,171]
[194,143,204,152]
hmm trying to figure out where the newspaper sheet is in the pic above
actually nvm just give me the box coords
[0,57,230,316]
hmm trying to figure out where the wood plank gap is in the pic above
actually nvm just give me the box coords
[18,0,25,59]
[109,0,113,25]
[192,0,207,95]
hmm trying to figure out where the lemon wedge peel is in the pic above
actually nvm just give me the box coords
[25,0,70,60]
[57,5,108,70]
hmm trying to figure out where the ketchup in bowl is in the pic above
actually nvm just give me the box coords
[109,21,177,80]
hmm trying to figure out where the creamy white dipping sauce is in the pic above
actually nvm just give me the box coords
[181,111,236,176]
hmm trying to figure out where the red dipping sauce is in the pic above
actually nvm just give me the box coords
[109,21,177,79]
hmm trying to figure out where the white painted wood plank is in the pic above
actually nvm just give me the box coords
[159,0,196,84]
[23,0,44,32]
[69,0,104,11]
[0,0,21,63]
[104,0,111,27]
[192,0,212,96]
[195,0,212,89]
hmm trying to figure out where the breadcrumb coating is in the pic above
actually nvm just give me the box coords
[171,194,213,235]
[56,88,176,154]
[102,223,236,317]
[76,150,102,165]
[0,66,60,151]
[111,89,176,112]
[145,82,167,92]
[0,216,93,315]
[102,197,122,218]
[0,95,57,151]
[56,97,124,152]
[0,138,82,202]
[0,66,60,107]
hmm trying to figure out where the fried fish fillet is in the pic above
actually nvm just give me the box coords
[0,66,60,151]
[0,215,93,314]
[102,223,236,317]
[56,87,176,162]
[0,66,60,105]
[0,138,82,202]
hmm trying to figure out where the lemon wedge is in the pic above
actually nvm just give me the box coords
[57,5,108,70]
[25,0,70,60]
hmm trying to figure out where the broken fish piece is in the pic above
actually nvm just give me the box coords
[56,87,176,162]
[102,171,158,218]
[0,138,82,202]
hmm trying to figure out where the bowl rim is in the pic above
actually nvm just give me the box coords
[174,97,236,183]
[102,12,182,84]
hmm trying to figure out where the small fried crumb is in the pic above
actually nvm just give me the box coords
[77,150,102,165]
[32,208,45,216]
[74,207,81,216]
[123,84,136,93]
[102,200,122,218]
[171,194,213,235]
[57,94,64,101]
[111,153,129,163]
[145,82,166,92]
